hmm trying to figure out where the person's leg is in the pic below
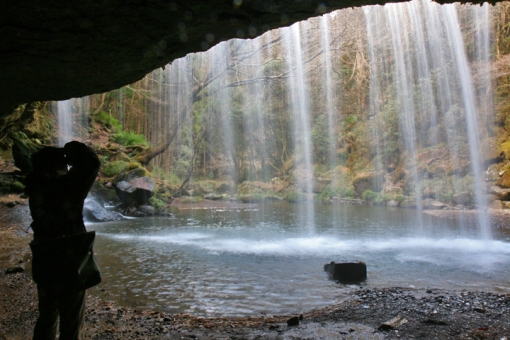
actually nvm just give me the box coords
[57,289,86,340]
[33,286,58,340]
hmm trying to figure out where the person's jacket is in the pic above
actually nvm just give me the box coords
[25,142,100,241]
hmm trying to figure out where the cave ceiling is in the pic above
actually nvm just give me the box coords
[0,0,493,116]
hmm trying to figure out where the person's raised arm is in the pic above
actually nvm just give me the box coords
[63,141,101,200]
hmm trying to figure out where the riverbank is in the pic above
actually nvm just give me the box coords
[1,198,510,339]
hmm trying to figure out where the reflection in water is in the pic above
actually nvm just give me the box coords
[88,202,510,317]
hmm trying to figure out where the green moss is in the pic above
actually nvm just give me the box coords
[95,112,122,132]
[501,141,510,160]
[111,131,149,147]
[148,197,165,208]
[10,181,25,193]
[128,161,142,170]
[286,191,306,203]
[102,161,129,177]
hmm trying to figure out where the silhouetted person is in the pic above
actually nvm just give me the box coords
[25,141,100,340]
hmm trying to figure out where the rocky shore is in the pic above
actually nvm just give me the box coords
[1,200,510,339]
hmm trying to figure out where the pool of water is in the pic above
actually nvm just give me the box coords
[88,202,510,317]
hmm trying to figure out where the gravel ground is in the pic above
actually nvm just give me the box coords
[1,200,510,339]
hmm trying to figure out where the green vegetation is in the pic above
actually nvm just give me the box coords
[361,190,378,202]
[286,191,306,203]
[95,111,122,132]
[151,167,182,186]
[111,131,149,147]
[102,161,128,177]
[148,197,166,208]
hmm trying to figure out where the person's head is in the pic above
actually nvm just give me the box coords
[31,147,67,176]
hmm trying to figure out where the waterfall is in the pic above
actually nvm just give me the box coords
[56,97,89,146]
[362,0,493,238]
[132,0,493,239]
[281,21,316,232]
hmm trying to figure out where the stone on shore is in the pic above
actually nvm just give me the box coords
[324,261,367,283]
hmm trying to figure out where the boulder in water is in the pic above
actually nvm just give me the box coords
[115,176,155,207]
[423,199,447,210]
[387,200,399,207]
[488,199,503,210]
[324,261,367,284]
[453,191,472,206]
[83,198,124,222]
[131,204,155,216]
[399,199,417,209]
[490,186,510,201]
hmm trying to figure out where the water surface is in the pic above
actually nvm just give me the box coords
[88,202,510,316]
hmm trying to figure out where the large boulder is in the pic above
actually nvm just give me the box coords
[352,172,384,197]
[490,186,510,201]
[488,200,503,210]
[422,199,447,210]
[486,164,500,182]
[216,183,233,194]
[453,191,472,206]
[400,199,417,209]
[479,138,502,168]
[83,198,124,222]
[115,169,155,207]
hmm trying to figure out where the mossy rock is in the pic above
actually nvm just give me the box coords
[496,170,510,188]
[501,141,510,160]
[9,181,25,193]
[166,205,180,214]
[191,184,206,197]
[216,183,233,194]
[179,196,203,204]
[239,193,264,203]
[102,161,129,178]
[113,151,131,162]
[114,167,150,184]
[479,138,501,167]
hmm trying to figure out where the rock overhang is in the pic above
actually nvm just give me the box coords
[0,0,494,116]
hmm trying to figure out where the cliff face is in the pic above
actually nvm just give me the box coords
[0,0,491,117]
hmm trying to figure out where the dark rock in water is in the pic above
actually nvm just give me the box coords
[116,177,155,207]
[5,266,24,274]
[83,199,124,222]
[324,261,367,283]
[131,204,155,217]
[287,316,301,326]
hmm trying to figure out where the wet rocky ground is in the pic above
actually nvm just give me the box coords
[1,200,510,339]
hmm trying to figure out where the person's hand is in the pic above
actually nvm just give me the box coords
[64,141,88,166]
